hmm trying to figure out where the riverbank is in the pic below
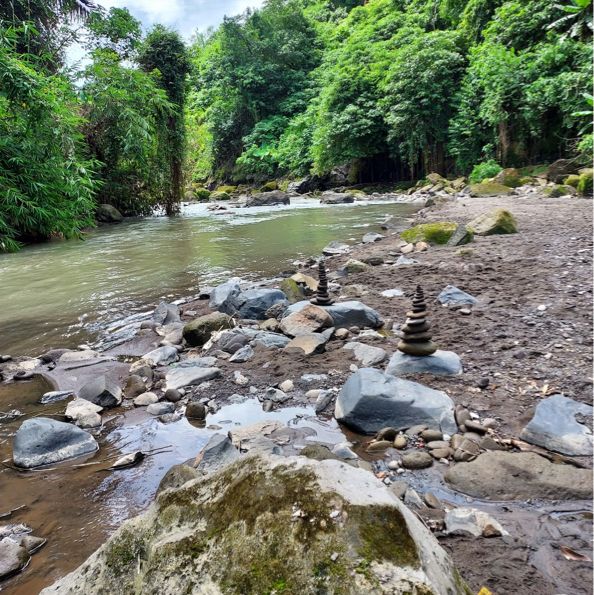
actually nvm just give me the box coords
[1,189,592,594]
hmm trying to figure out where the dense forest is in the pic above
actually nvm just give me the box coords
[0,0,592,251]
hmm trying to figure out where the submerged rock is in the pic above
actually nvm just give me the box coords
[40,455,465,595]
[13,418,98,468]
[520,394,593,456]
[335,368,456,435]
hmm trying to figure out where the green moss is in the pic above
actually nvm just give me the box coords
[104,528,147,576]
[493,168,521,187]
[209,190,231,201]
[564,174,581,188]
[279,277,304,303]
[260,181,278,191]
[400,222,458,245]
[577,171,593,196]
[468,182,512,197]
[543,184,575,198]
[518,164,548,177]
[194,188,211,201]
[278,180,289,192]
[468,209,517,235]
[216,185,237,194]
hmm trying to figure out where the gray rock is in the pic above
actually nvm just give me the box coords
[520,394,593,456]
[41,456,465,594]
[175,356,218,369]
[261,387,290,404]
[0,537,30,580]
[284,333,328,355]
[445,451,593,500]
[362,232,384,244]
[446,224,473,247]
[231,288,288,320]
[279,304,333,337]
[386,351,462,377]
[133,392,159,407]
[13,418,98,468]
[344,342,387,367]
[146,402,175,416]
[284,300,382,330]
[165,366,221,391]
[335,368,456,435]
[209,278,241,314]
[395,255,418,266]
[331,442,358,460]
[164,388,182,403]
[314,390,334,413]
[444,508,507,537]
[251,331,291,349]
[320,192,354,205]
[437,286,478,306]
[152,302,180,325]
[228,345,254,363]
[401,452,433,470]
[157,464,199,495]
[78,376,122,408]
[141,346,179,366]
[185,401,207,419]
[40,390,74,404]
[218,330,251,353]
[194,434,240,474]
[124,375,147,399]
[381,289,404,298]
[95,203,123,223]
[322,240,350,256]
[244,190,290,207]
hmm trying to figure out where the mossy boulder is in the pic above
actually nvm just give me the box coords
[216,185,237,194]
[493,168,522,188]
[468,209,517,235]
[279,278,305,303]
[577,170,593,197]
[468,182,513,197]
[543,184,576,198]
[564,174,581,189]
[209,190,231,202]
[182,312,234,346]
[426,172,445,184]
[400,222,472,245]
[96,204,123,223]
[260,181,278,192]
[195,188,211,202]
[41,454,467,595]
[546,159,578,183]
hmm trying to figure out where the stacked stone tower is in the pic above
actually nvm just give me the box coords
[397,285,437,356]
[310,259,334,306]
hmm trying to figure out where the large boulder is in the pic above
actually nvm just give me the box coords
[445,451,593,500]
[208,278,241,314]
[493,167,522,187]
[244,190,290,207]
[182,312,234,347]
[0,537,30,580]
[546,158,578,183]
[284,300,383,330]
[319,192,355,204]
[335,368,457,435]
[468,209,517,235]
[468,182,513,197]
[95,204,123,223]
[520,394,593,456]
[41,455,465,595]
[152,301,180,325]
[401,222,472,246]
[78,376,122,408]
[386,351,462,377]
[13,418,98,468]
[230,288,288,320]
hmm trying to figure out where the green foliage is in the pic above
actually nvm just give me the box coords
[0,26,97,252]
[86,7,141,59]
[469,159,503,182]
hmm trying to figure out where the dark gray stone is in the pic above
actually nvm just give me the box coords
[284,300,382,330]
[446,224,473,247]
[218,331,250,354]
[209,279,241,314]
[386,351,462,377]
[335,368,456,435]
[194,434,239,474]
[230,289,288,320]
[228,345,254,363]
[320,192,355,205]
[96,204,123,223]
[520,394,593,456]
[13,418,98,468]
[244,191,290,207]
[152,302,181,325]
[78,376,122,408]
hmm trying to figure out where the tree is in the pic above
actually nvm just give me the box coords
[138,26,190,215]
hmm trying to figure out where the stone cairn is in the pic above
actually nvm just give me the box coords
[397,285,437,356]
[310,259,334,306]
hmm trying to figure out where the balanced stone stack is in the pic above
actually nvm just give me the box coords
[397,286,437,356]
[310,259,334,306]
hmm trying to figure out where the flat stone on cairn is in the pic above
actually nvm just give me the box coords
[388,285,462,377]
[310,259,334,306]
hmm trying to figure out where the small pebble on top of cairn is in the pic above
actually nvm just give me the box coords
[397,285,437,356]
[310,259,334,306]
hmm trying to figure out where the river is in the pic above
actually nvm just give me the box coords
[0,198,418,356]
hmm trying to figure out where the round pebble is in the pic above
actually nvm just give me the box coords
[393,435,408,449]
[401,451,433,470]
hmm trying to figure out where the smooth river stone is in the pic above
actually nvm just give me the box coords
[386,350,462,377]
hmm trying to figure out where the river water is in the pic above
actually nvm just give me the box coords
[0,198,418,356]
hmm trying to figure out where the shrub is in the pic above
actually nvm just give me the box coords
[469,160,503,183]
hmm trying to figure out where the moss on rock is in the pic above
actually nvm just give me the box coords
[209,190,231,201]
[543,184,576,198]
[279,278,305,303]
[216,185,237,194]
[400,222,467,245]
[468,182,513,197]
[493,168,522,188]
[260,181,278,191]
[194,188,211,201]
[564,174,581,189]
[577,171,593,197]
[468,209,517,235]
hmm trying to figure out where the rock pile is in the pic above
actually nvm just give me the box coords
[397,286,437,356]
[309,259,334,306]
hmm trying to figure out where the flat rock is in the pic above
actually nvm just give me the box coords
[381,289,404,298]
[437,285,478,306]
[444,508,507,537]
[250,331,291,349]
[78,376,122,408]
[284,333,328,355]
[133,392,159,407]
[194,434,240,473]
[445,451,593,500]
[141,346,179,366]
[13,418,98,468]
[65,398,103,428]
[520,394,593,456]
[401,451,433,469]
[0,537,30,580]
[280,304,333,337]
[386,351,462,377]
[152,302,180,325]
[343,342,387,366]
[320,192,354,205]
[284,300,382,329]
[165,366,221,391]
[228,345,254,363]
[322,240,350,255]
[335,368,456,435]
[362,232,384,244]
